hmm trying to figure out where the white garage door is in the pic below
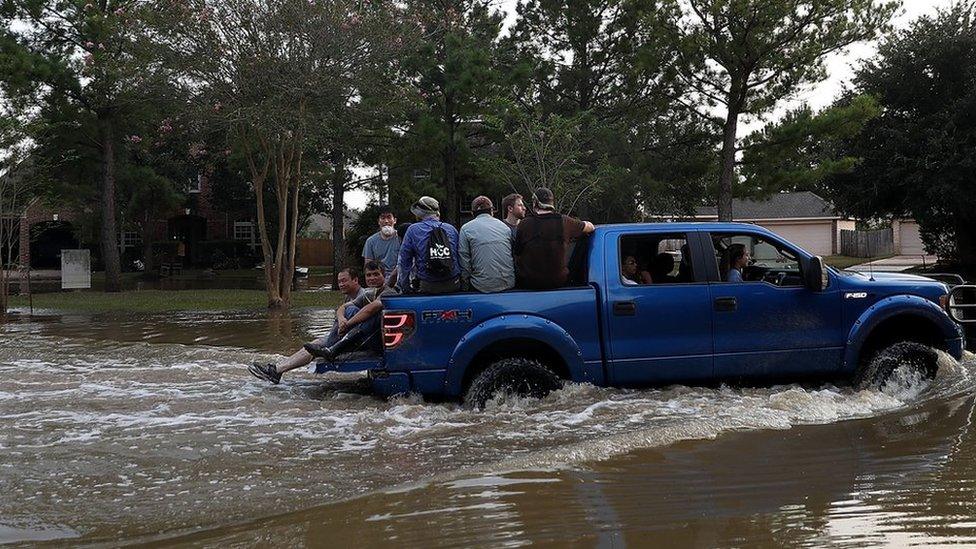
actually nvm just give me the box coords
[900,222,926,255]
[760,223,834,256]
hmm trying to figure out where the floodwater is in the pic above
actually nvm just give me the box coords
[21,272,333,294]
[1,308,976,547]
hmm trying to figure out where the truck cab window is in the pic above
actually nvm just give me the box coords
[711,234,802,286]
[619,233,695,285]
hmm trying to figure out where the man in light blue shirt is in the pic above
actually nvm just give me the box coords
[362,206,401,275]
[459,196,515,293]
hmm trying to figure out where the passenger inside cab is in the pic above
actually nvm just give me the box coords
[621,255,653,285]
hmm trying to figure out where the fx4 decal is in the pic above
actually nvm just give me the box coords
[421,309,473,323]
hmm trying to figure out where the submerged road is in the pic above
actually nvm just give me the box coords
[1,309,974,546]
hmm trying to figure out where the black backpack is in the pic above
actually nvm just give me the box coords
[426,223,454,278]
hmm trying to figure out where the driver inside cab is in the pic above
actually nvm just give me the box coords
[726,243,750,282]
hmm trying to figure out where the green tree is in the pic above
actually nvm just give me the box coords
[316,90,406,289]
[673,0,897,221]
[479,109,603,214]
[0,0,192,291]
[118,166,183,273]
[0,135,35,314]
[182,0,401,309]
[740,94,881,195]
[824,4,976,264]
[399,0,512,226]
[510,0,715,221]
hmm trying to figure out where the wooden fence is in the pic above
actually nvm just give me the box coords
[840,228,894,258]
[297,238,334,266]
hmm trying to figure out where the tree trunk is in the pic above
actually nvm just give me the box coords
[281,180,300,304]
[956,217,976,268]
[443,94,459,227]
[244,138,281,310]
[264,137,295,310]
[99,114,122,292]
[141,220,155,274]
[0,267,7,317]
[330,154,346,290]
[443,146,458,226]
[378,164,388,206]
[0,222,7,315]
[271,172,289,310]
[716,105,740,222]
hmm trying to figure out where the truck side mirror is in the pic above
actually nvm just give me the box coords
[805,256,828,292]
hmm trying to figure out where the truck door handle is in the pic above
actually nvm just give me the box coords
[714,297,737,312]
[613,301,637,316]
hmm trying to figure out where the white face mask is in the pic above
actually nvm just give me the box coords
[380,225,396,238]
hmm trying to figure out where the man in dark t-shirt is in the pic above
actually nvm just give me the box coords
[514,187,595,289]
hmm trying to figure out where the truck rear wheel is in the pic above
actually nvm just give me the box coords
[855,341,939,391]
[463,357,563,410]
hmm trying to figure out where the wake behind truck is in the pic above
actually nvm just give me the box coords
[316,222,974,407]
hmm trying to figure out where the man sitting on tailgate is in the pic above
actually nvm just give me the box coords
[304,264,400,362]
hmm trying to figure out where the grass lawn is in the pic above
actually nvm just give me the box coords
[307,266,334,276]
[90,268,263,283]
[7,289,344,313]
[822,255,895,270]
[824,255,866,269]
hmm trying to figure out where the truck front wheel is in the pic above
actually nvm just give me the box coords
[855,341,940,391]
[463,357,563,410]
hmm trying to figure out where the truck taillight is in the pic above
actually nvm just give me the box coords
[383,311,415,349]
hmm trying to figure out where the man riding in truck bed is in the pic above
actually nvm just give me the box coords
[397,196,461,294]
[514,187,595,290]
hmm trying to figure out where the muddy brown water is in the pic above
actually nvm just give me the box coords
[22,273,333,293]
[1,307,975,547]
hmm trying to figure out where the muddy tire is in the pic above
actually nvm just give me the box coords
[854,341,939,391]
[463,357,563,410]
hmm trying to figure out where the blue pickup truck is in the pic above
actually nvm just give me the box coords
[317,222,973,407]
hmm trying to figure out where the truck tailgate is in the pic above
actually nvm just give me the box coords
[311,353,382,375]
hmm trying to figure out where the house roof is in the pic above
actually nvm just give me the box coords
[694,191,841,220]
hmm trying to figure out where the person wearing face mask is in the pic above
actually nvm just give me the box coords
[363,206,401,276]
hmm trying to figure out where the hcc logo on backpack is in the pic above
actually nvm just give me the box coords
[429,243,451,259]
[426,224,455,277]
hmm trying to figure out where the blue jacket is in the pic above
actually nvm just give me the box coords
[398,217,460,290]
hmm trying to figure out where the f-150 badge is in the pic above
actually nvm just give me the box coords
[845,292,868,299]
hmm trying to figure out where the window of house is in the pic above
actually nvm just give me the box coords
[121,231,142,248]
[618,233,696,285]
[187,174,202,194]
[711,233,802,286]
[234,221,255,245]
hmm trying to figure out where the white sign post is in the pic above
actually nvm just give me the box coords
[61,249,92,289]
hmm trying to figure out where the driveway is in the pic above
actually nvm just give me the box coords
[849,255,938,273]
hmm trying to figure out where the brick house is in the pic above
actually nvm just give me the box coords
[2,167,259,276]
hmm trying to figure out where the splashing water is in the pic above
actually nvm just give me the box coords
[0,325,973,543]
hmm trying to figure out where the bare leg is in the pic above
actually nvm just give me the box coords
[272,305,356,376]
[276,336,327,374]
